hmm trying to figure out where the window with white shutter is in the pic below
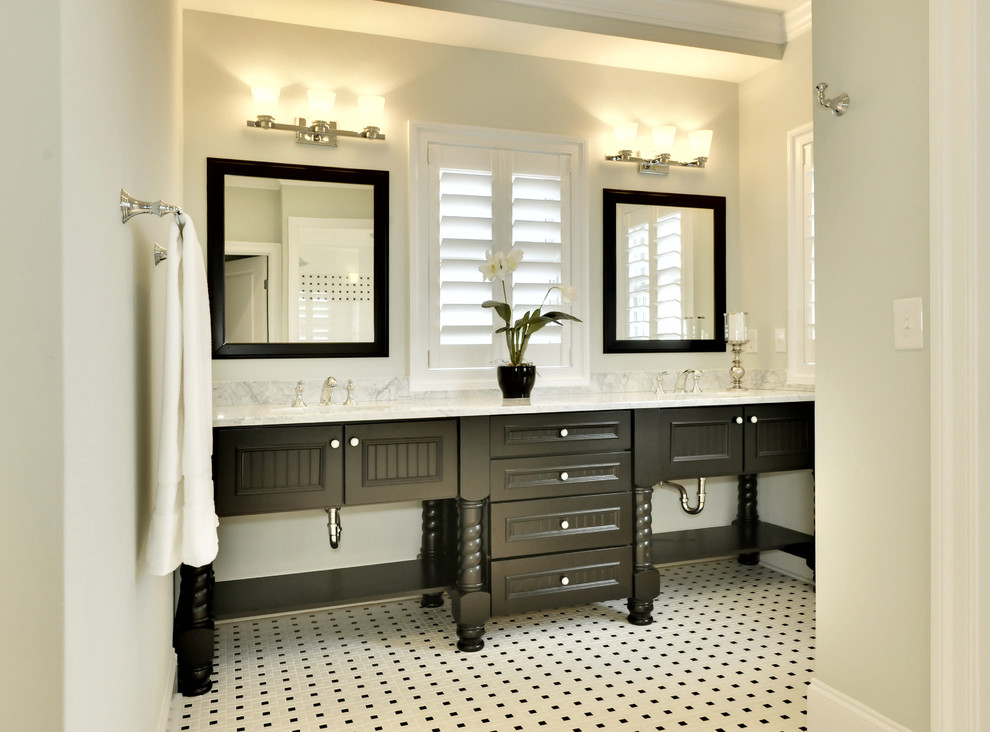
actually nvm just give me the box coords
[410,123,587,390]
[788,124,815,383]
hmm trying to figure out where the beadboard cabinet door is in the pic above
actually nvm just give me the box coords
[214,424,343,516]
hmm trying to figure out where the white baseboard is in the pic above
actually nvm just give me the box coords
[807,679,915,732]
[156,653,177,732]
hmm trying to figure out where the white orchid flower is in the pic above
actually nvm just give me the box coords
[559,285,579,303]
[478,250,504,282]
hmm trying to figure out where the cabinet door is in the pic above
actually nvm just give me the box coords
[343,419,458,504]
[637,406,744,481]
[743,402,815,473]
[214,425,344,516]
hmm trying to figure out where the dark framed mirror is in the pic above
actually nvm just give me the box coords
[603,189,726,353]
[207,158,388,358]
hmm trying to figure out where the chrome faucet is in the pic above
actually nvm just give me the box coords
[319,376,338,406]
[675,369,704,393]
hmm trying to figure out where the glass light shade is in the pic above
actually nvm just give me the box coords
[358,95,386,127]
[613,122,638,149]
[652,125,676,151]
[250,86,280,116]
[726,311,748,342]
[689,129,714,159]
[307,89,336,117]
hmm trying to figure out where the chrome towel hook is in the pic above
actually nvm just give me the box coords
[815,82,850,117]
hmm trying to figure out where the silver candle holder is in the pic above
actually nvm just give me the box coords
[726,312,748,391]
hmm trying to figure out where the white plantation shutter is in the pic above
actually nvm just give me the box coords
[801,141,816,364]
[427,143,572,370]
[787,124,815,383]
[621,207,683,339]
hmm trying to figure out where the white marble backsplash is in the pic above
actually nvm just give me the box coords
[213,369,812,408]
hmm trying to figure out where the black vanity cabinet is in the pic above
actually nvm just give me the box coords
[487,411,635,616]
[635,401,815,567]
[214,419,458,516]
[209,419,459,626]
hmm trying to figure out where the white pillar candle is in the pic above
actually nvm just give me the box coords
[727,312,747,342]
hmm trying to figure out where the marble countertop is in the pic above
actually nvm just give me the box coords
[214,389,814,427]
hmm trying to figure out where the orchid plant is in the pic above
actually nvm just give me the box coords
[479,249,582,366]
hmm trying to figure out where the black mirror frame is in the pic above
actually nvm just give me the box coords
[206,157,389,358]
[603,188,726,353]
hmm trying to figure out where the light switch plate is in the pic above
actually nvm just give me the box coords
[775,327,787,352]
[893,297,924,350]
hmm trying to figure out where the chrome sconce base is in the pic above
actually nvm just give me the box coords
[605,150,708,176]
[247,116,386,147]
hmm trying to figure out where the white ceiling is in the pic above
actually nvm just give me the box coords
[184,0,811,83]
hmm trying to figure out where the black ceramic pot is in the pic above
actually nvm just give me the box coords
[496,365,537,399]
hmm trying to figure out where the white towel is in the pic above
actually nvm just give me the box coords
[147,212,219,575]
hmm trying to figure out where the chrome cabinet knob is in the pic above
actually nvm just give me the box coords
[349,437,360,447]
[559,471,569,481]
[735,416,744,424]
[330,438,341,449]
[560,519,570,530]
[559,428,569,437]
[560,575,570,586]
[750,415,759,424]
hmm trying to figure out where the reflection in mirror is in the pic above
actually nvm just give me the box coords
[207,158,388,358]
[603,189,725,353]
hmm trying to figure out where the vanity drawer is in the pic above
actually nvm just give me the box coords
[491,547,632,615]
[490,411,631,458]
[491,493,632,559]
[490,452,631,502]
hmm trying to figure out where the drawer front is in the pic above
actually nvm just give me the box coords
[743,401,815,473]
[490,411,631,458]
[343,419,458,504]
[490,452,631,502]
[491,493,632,559]
[214,425,344,516]
[491,547,632,616]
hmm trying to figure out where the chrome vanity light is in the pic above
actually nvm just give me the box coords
[247,85,386,147]
[606,124,713,175]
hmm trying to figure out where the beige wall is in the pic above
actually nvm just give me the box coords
[0,1,65,728]
[812,1,931,729]
[0,1,182,730]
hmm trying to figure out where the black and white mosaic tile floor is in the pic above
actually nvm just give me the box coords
[168,559,815,732]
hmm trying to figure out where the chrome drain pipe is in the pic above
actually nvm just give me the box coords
[325,507,342,549]
[662,477,707,515]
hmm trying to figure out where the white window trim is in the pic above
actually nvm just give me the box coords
[409,121,589,392]
[787,123,815,384]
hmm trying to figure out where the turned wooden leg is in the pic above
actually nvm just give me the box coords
[734,473,760,565]
[419,499,446,608]
[173,563,215,696]
[627,484,660,625]
[451,497,488,651]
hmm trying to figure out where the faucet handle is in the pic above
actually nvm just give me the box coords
[655,370,671,396]
[343,379,357,406]
[292,380,306,407]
